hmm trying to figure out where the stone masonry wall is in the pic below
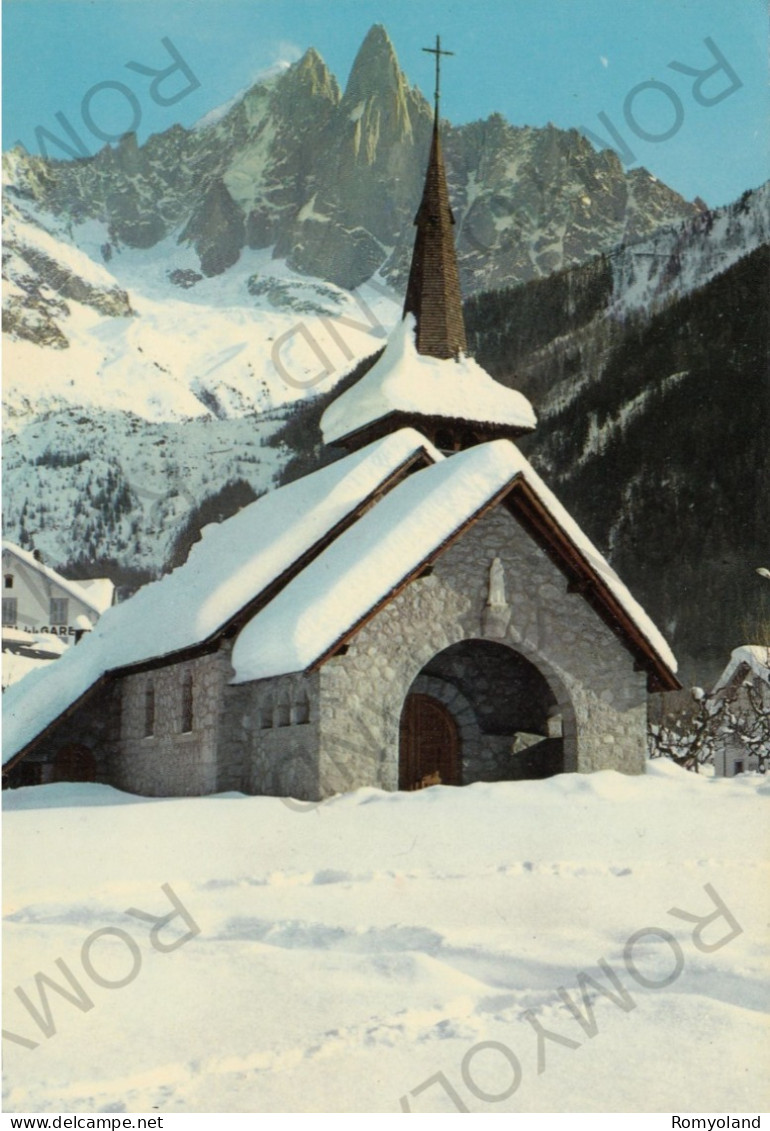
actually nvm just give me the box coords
[221,670,321,799]
[8,499,652,799]
[317,504,649,797]
[114,649,231,796]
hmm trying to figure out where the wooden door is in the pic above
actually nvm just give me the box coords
[399,693,460,790]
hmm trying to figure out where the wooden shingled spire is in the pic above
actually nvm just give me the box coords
[403,36,468,360]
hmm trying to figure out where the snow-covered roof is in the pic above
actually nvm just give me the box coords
[70,577,115,613]
[320,315,537,445]
[1,652,56,690]
[2,627,70,656]
[713,645,770,693]
[1,542,110,616]
[231,438,678,682]
[2,430,440,765]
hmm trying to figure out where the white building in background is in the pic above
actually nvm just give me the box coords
[711,645,770,777]
[1,542,115,688]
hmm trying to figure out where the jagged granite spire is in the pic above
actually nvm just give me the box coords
[402,108,467,359]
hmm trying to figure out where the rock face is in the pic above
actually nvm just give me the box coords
[2,198,132,348]
[4,24,700,293]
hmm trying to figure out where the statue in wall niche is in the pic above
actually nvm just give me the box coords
[483,556,511,638]
[487,557,507,607]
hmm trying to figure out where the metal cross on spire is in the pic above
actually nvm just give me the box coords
[422,34,454,120]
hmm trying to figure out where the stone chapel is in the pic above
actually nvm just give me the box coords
[2,75,680,796]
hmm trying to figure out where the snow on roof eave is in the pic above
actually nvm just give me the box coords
[231,456,524,678]
[70,577,116,613]
[103,436,441,668]
[320,315,537,446]
[302,476,679,692]
[1,541,104,616]
[2,674,112,775]
[712,644,770,693]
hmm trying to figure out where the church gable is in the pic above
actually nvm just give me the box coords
[230,437,677,690]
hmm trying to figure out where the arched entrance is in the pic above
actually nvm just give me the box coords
[399,640,571,785]
[399,692,460,789]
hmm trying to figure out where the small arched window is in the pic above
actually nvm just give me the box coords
[144,681,155,737]
[181,671,194,733]
[259,702,273,729]
[4,574,13,589]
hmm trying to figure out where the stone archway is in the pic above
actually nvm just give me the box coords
[399,639,572,785]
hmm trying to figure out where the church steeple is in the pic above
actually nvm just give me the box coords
[319,33,536,453]
[403,37,467,360]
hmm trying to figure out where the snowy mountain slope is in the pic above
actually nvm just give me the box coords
[465,182,769,422]
[2,199,401,577]
[3,198,133,349]
[610,181,770,315]
[2,408,288,577]
[3,765,768,1113]
[3,197,400,423]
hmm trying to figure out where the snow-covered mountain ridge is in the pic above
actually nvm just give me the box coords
[3,194,399,424]
[4,24,700,301]
[610,181,769,315]
[1,183,400,577]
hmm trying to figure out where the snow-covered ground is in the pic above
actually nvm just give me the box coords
[3,762,768,1114]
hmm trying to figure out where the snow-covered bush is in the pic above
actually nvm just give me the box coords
[649,664,770,773]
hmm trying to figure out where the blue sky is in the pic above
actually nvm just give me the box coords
[3,0,768,207]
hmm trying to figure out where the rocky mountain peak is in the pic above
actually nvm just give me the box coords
[342,24,406,108]
[2,24,703,292]
[279,46,340,106]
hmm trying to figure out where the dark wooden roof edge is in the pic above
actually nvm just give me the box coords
[333,408,535,451]
[505,479,681,692]
[2,444,438,769]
